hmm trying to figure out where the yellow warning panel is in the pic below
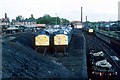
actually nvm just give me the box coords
[89,29,93,33]
[54,34,68,45]
[35,35,49,46]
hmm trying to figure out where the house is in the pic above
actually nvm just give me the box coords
[35,24,46,28]
[71,21,83,28]
[1,13,10,26]
[12,14,36,27]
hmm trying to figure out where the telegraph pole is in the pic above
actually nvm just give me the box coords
[86,16,87,22]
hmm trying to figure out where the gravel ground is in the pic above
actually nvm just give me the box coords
[47,29,87,78]
[2,32,73,79]
[2,29,87,79]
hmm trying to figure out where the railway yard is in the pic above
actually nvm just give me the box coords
[1,27,120,79]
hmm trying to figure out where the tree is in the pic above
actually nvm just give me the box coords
[60,18,69,24]
[16,15,24,21]
[36,14,70,25]
[37,14,51,24]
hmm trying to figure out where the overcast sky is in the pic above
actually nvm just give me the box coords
[0,0,120,22]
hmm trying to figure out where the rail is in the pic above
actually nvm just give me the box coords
[95,38,120,69]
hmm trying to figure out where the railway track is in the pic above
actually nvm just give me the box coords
[94,37,120,69]
[84,31,120,69]
[1,31,36,43]
[84,32,101,53]
[84,32,103,79]
[1,32,23,43]
[52,29,86,78]
[83,31,120,79]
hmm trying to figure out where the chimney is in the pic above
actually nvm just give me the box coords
[5,13,7,18]
[118,1,120,20]
[86,16,87,22]
[81,7,83,23]
[31,14,33,18]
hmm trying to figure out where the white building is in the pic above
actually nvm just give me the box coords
[71,21,83,28]
[118,1,120,20]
